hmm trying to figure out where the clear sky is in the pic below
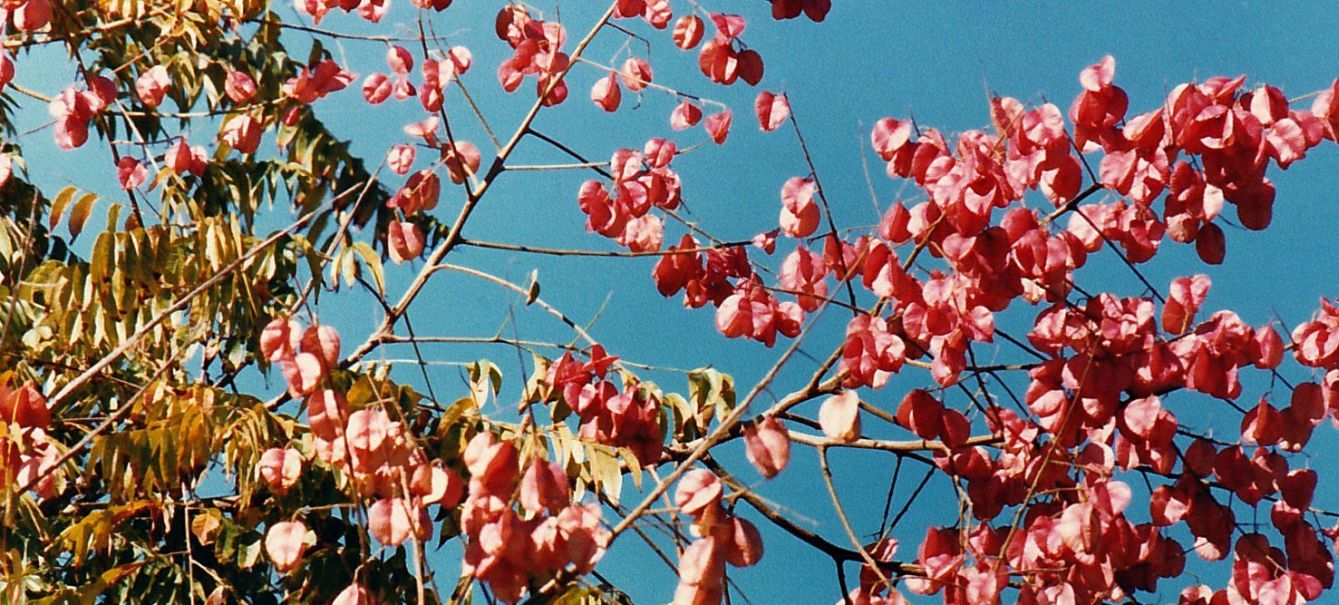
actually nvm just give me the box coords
[9,1,1339,603]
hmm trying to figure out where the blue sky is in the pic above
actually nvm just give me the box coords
[9,1,1339,603]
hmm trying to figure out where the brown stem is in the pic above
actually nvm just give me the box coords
[342,2,620,369]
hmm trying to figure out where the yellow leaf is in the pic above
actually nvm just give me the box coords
[351,241,385,294]
[619,447,643,490]
[526,269,540,305]
[69,192,98,239]
[587,445,622,504]
[49,186,77,229]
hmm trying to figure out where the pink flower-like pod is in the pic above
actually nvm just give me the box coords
[13,0,52,31]
[332,583,376,605]
[463,431,519,494]
[704,110,732,145]
[362,72,392,104]
[116,157,148,191]
[221,114,262,154]
[674,468,722,518]
[386,45,413,74]
[135,65,171,108]
[670,99,702,130]
[743,416,790,479]
[619,57,653,91]
[779,177,819,238]
[442,141,481,185]
[590,73,621,112]
[387,144,415,174]
[673,15,704,50]
[259,317,302,362]
[720,515,763,567]
[0,54,14,93]
[299,324,340,369]
[519,460,570,514]
[257,447,303,494]
[387,221,426,264]
[282,352,325,396]
[411,464,464,507]
[819,390,861,443]
[225,71,257,103]
[755,90,790,132]
[368,497,431,546]
[264,521,308,573]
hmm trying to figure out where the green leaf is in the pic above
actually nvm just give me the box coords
[467,359,502,403]
[552,585,591,605]
[346,375,376,406]
[448,574,474,605]
[351,241,385,294]
[662,393,695,440]
[237,531,263,569]
[687,368,736,432]
[440,396,477,429]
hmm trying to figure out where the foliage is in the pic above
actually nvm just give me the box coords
[3,1,1339,605]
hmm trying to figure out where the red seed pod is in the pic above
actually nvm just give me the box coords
[721,516,764,567]
[743,416,790,479]
[674,468,722,517]
[265,521,309,573]
[1195,222,1225,265]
